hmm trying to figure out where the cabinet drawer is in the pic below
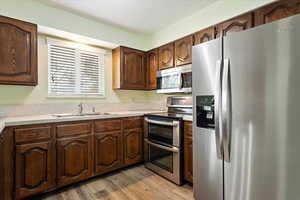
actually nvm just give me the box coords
[184,121,192,137]
[15,126,52,143]
[94,119,121,133]
[123,117,143,130]
[56,122,91,138]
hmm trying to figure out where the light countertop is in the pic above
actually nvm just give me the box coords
[0,110,164,133]
[0,110,193,133]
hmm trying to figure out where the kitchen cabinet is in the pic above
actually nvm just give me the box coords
[57,135,93,187]
[158,42,175,70]
[184,121,193,183]
[146,49,159,89]
[95,131,123,174]
[194,27,215,45]
[124,128,143,165]
[6,117,145,199]
[0,16,37,86]
[15,141,56,199]
[175,35,193,66]
[113,46,147,90]
[14,125,56,199]
[215,13,254,37]
[255,0,300,26]
[94,118,123,175]
[123,117,144,166]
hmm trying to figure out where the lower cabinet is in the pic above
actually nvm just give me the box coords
[124,128,143,166]
[184,137,193,183]
[11,117,144,199]
[184,121,193,183]
[57,135,93,186]
[15,141,56,199]
[95,131,123,174]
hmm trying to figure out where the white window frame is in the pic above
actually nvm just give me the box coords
[47,37,106,98]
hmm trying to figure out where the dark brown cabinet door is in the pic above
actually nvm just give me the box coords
[124,128,143,165]
[95,131,123,175]
[255,0,300,26]
[184,121,193,183]
[215,13,254,37]
[57,135,93,186]
[159,42,174,70]
[175,35,193,66]
[122,47,146,89]
[184,137,193,183]
[194,27,215,45]
[147,49,158,89]
[15,141,55,199]
[0,16,37,86]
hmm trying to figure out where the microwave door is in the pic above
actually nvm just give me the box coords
[156,73,181,94]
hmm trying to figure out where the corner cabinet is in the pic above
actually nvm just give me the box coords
[0,16,37,86]
[146,49,159,89]
[255,0,300,26]
[112,46,147,90]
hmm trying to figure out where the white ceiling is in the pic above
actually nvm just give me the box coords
[36,0,219,34]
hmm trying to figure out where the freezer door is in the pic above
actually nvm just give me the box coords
[192,38,223,200]
[223,15,300,200]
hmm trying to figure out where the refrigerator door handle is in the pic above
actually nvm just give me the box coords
[215,60,223,159]
[222,58,232,162]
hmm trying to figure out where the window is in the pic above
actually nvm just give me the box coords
[47,38,105,98]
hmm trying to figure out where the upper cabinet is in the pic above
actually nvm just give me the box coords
[0,16,37,86]
[215,13,254,37]
[113,46,147,90]
[255,0,300,26]
[174,35,193,66]
[158,42,174,70]
[146,49,158,89]
[193,27,215,46]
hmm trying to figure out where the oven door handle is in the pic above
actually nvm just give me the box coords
[145,139,180,153]
[145,118,178,127]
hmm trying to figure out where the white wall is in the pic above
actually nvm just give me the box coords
[149,0,277,48]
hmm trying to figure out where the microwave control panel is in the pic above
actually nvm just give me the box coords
[196,95,215,129]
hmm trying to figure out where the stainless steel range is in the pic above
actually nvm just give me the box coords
[144,96,192,185]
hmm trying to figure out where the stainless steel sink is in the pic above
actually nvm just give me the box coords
[53,112,111,118]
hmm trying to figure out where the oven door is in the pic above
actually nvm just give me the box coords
[144,139,182,185]
[145,117,180,147]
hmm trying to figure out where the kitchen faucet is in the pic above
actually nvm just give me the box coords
[78,102,83,115]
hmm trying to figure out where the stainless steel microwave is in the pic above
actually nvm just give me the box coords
[156,64,192,94]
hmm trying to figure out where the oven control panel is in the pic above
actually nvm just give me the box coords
[196,95,215,129]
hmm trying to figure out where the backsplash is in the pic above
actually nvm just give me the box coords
[0,102,165,118]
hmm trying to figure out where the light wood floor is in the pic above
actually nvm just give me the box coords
[34,165,194,200]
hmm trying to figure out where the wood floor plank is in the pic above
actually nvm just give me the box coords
[37,165,194,200]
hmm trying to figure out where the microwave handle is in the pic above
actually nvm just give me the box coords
[145,118,178,127]
[179,72,183,88]
[145,139,180,153]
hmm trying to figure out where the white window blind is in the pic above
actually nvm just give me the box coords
[47,38,105,98]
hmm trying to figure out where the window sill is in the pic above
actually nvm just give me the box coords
[47,95,106,99]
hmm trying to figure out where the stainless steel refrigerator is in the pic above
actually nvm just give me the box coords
[192,14,300,200]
